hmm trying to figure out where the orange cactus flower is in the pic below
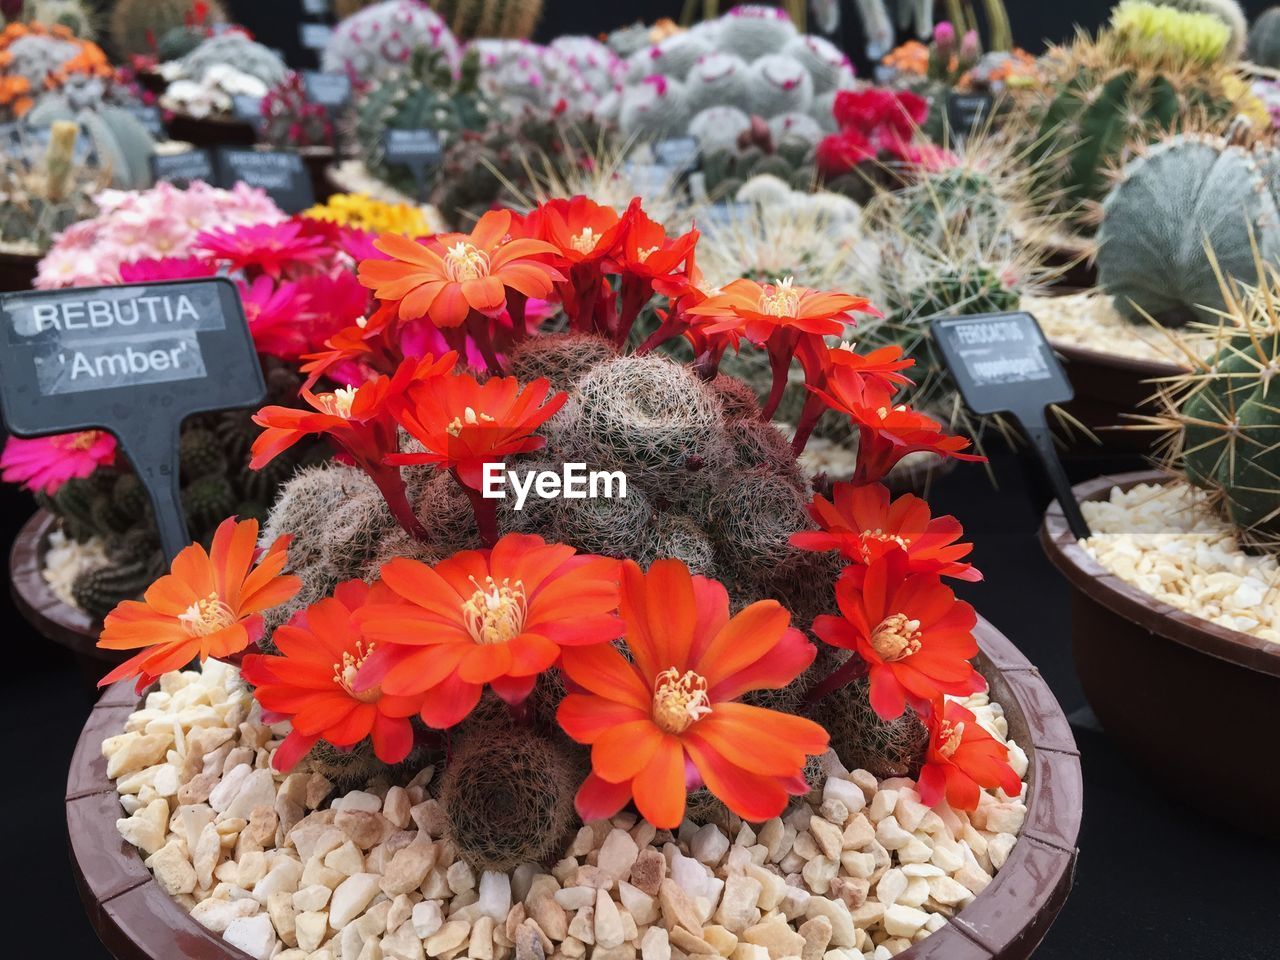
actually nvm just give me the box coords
[558,559,828,829]
[918,700,1023,811]
[357,208,563,328]
[811,550,985,720]
[534,195,627,266]
[791,481,980,582]
[389,370,565,490]
[241,580,424,771]
[354,534,625,729]
[97,518,301,692]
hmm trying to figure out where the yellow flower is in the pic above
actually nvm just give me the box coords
[1109,0,1231,66]
[304,193,441,237]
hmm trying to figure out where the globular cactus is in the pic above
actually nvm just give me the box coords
[109,0,225,59]
[718,4,799,61]
[0,122,108,251]
[427,0,544,40]
[260,72,335,151]
[688,104,752,154]
[1030,0,1246,224]
[508,330,620,390]
[684,52,750,116]
[782,33,853,94]
[322,0,461,84]
[71,554,166,620]
[1154,0,1247,55]
[356,47,495,197]
[701,139,817,199]
[439,728,581,871]
[25,96,156,189]
[24,0,98,39]
[643,31,714,81]
[1248,7,1280,67]
[0,20,111,119]
[814,675,930,778]
[889,265,1021,327]
[892,166,1014,252]
[618,74,690,141]
[1159,276,1280,548]
[177,32,288,87]
[744,53,814,118]
[1097,132,1280,328]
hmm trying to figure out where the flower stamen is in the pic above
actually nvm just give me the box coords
[937,719,965,758]
[333,640,381,703]
[758,276,801,318]
[652,668,713,733]
[177,592,237,639]
[869,612,923,661]
[461,576,528,645]
[445,405,496,437]
[570,227,601,254]
[443,241,491,282]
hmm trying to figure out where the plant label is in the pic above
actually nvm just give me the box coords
[217,148,316,214]
[946,92,993,137]
[231,95,265,123]
[303,70,352,111]
[0,279,264,559]
[150,148,216,188]
[383,128,442,199]
[931,311,1090,538]
[124,104,166,138]
[654,136,699,173]
[299,22,334,50]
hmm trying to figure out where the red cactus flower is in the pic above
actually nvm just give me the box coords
[918,699,1022,811]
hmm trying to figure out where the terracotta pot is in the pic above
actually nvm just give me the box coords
[1041,470,1280,836]
[0,247,40,293]
[1050,342,1183,456]
[66,619,1082,960]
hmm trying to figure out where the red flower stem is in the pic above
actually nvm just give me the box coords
[761,349,792,421]
[467,309,505,376]
[616,275,652,346]
[507,290,529,338]
[804,654,870,704]
[366,462,429,542]
[791,391,827,455]
[692,349,721,381]
[458,474,499,547]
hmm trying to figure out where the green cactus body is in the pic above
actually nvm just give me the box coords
[26,97,156,189]
[1097,134,1280,328]
[889,267,1021,327]
[27,0,98,39]
[1248,7,1280,66]
[110,0,226,59]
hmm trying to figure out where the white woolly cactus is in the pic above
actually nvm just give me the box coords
[769,110,825,147]
[782,33,854,93]
[547,34,624,97]
[322,0,460,83]
[644,31,715,80]
[689,104,752,153]
[745,53,814,117]
[718,3,799,60]
[619,75,691,140]
[174,33,288,87]
[684,51,750,115]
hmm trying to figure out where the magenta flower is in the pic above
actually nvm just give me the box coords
[198,220,330,279]
[1,432,118,495]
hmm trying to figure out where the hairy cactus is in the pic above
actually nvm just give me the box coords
[618,74,690,141]
[439,728,581,871]
[1029,0,1246,224]
[782,33,853,94]
[508,331,620,390]
[178,32,288,87]
[702,140,817,199]
[718,4,799,61]
[1097,132,1280,328]
[1250,8,1280,67]
[322,0,461,84]
[0,20,111,119]
[744,53,814,118]
[688,104,752,155]
[685,52,750,116]
[109,0,225,59]
[356,47,495,197]
[261,72,335,151]
[814,676,930,778]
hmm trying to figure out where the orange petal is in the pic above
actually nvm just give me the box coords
[631,735,687,829]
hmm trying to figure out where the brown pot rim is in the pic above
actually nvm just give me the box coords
[1049,340,1187,379]
[10,510,107,660]
[1040,470,1280,678]
[66,619,1080,960]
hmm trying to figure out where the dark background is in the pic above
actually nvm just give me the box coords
[5,0,1280,953]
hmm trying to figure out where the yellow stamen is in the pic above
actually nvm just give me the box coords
[636,245,660,263]
[443,241,491,282]
[445,406,496,437]
[570,227,601,254]
[318,385,358,419]
[333,640,381,703]
[652,668,713,734]
[177,592,237,639]
[937,719,965,758]
[757,276,801,318]
[869,613,923,662]
[55,431,100,452]
[461,576,527,645]
[859,529,911,563]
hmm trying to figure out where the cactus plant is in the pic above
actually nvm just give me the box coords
[1097,132,1280,328]
[427,0,544,40]
[355,46,496,198]
[175,32,287,87]
[260,72,335,150]
[1029,0,1249,226]
[15,0,98,39]
[0,20,111,119]
[718,4,799,61]
[109,0,225,59]
[25,91,157,188]
[1154,0,1247,55]
[322,0,460,84]
[1248,7,1280,67]
[0,120,109,253]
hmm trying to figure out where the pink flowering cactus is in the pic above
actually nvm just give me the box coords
[0,432,118,496]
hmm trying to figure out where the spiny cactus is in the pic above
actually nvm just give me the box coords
[701,138,817,200]
[322,0,460,84]
[439,727,581,871]
[109,0,225,59]
[1029,0,1248,225]
[814,675,930,778]
[1158,271,1280,548]
[0,121,108,252]
[1097,132,1280,328]
[25,96,156,188]
[260,73,335,151]
[1248,7,1280,67]
[177,32,287,87]
[428,0,543,40]
[1154,0,1247,54]
[356,47,495,198]
[0,20,111,120]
